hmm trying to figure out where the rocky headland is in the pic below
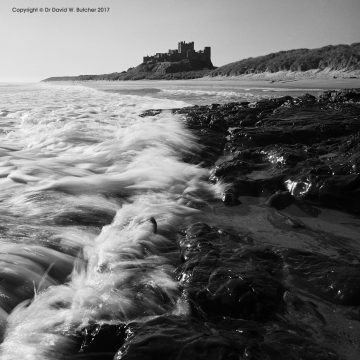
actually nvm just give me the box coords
[43,60,214,81]
[44,41,215,81]
[43,43,360,82]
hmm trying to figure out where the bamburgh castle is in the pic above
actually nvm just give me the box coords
[143,41,211,64]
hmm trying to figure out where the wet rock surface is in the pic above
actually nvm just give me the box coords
[282,249,360,306]
[177,223,285,321]
[172,89,360,213]
[108,222,345,360]
[114,314,339,360]
[265,191,295,210]
[76,324,127,359]
[143,89,360,212]
[72,90,360,359]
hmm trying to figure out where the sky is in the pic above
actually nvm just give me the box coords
[0,0,359,82]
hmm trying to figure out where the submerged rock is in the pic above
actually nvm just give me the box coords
[148,217,157,233]
[221,186,241,206]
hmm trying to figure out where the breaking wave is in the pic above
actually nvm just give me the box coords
[0,83,221,359]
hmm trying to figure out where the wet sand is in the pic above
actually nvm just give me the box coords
[197,77,360,89]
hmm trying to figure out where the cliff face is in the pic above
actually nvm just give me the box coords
[210,43,360,77]
[43,59,214,82]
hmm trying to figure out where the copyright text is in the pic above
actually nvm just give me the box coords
[12,7,111,14]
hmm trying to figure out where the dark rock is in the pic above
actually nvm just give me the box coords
[115,316,248,360]
[233,179,260,196]
[210,160,247,181]
[319,89,360,103]
[240,113,258,127]
[168,90,360,216]
[208,114,228,131]
[265,191,295,210]
[78,323,126,358]
[262,330,339,360]
[235,176,286,197]
[194,275,284,321]
[148,217,157,233]
[262,146,307,167]
[115,315,339,360]
[178,223,285,321]
[132,90,360,359]
[286,173,360,213]
[139,109,163,117]
[222,186,241,206]
[295,93,317,105]
[254,96,294,111]
[282,249,360,306]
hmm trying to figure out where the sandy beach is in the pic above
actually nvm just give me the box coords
[198,76,360,89]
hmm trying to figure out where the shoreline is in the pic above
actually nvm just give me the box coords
[1,84,360,359]
[143,88,360,215]
[43,77,360,91]
[195,74,360,89]
[137,88,360,358]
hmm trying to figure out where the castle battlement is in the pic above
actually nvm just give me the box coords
[143,41,211,65]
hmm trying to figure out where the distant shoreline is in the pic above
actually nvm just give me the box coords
[196,75,360,89]
[43,70,360,88]
[45,76,360,91]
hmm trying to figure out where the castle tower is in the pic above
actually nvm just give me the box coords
[204,47,211,62]
[178,41,184,53]
[178,41,195,55]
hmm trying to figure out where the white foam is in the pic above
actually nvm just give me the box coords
[0,83,220,359]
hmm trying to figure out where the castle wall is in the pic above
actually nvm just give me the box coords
[178,41,195,55]
[143,42,211,64]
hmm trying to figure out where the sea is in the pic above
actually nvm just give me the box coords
[0,80,359,359]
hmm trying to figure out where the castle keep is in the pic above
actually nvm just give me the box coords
[143,41,211,64]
